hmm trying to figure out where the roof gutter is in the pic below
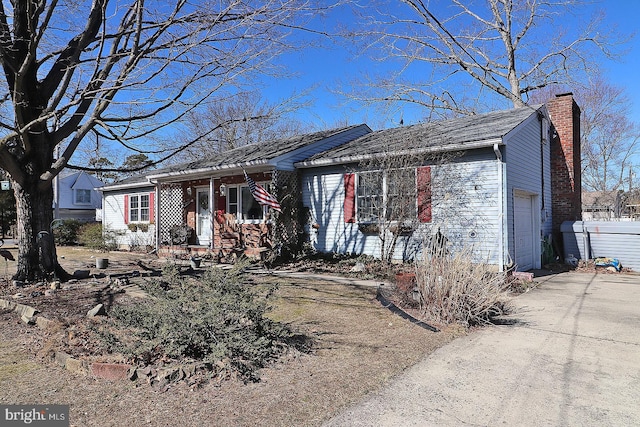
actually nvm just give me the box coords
[146,159,271,182]
[295,138,503,168]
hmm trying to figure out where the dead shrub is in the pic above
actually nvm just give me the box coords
[415,248,512,327]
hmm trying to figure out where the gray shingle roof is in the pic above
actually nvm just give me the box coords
[300,105,542,166]
[153,124,367,174]
[103,124,368,189]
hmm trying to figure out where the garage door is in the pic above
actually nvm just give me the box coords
[514,194,534,271]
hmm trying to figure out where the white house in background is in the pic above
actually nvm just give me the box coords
[54,171,105,221]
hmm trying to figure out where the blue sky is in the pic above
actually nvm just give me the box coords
[261,1,640,131]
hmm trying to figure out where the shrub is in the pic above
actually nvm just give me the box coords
[414,247,512,327]
[107,262,306,381]
[78,222,118,252]
[53,219,82,245]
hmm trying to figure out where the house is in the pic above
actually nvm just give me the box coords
[100,124,373,256]
[54,171,105,221]
[296,93,581,271]
[582,191,623,221]
[101,93,581,271]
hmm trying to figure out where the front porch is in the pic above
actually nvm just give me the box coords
[153,169,299,263]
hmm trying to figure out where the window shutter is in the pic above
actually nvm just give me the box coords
[123,194,129,224]
[344,173,356,223]
[417,166,432,223]
[149,192,155,223]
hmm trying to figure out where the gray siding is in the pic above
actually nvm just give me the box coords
[301,157,503,265]
[503,113,548,268]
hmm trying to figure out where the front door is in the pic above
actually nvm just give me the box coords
[196,188,211,245]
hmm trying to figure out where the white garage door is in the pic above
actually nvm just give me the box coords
[514,194,534,271]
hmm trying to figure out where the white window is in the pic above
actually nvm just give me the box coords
[356,169,416,222]
[129,194,150,222]
[75,189,91,205]
[226,184,267,222]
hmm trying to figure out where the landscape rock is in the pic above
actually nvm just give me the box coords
[44,289,56,297]
[21,314,36,324]
[87,304,107,318]
[14,303,39,319]
[72,270,90,279]
[91,362,132,380]
[55,351,72,368]
[12,280,25,288]
[65,357,88,376]
[0,298,16,310]
[351,262,366,273]
[36,316,56,330]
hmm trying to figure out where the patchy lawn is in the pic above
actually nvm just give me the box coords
[0,247,461,426]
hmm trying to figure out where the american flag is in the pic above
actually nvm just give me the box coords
[244,171,281,212]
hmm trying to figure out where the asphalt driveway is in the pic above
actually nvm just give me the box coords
[324,271,640,426]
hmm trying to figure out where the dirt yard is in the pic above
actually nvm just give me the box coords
[0,246,461,427]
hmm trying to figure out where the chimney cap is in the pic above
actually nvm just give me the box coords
[555,92,574,98]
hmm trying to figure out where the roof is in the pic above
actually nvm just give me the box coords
[102,124,371,191]
[297,105,542,167]
[582,191,621,208]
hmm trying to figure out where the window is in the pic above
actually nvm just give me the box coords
[129,194,150,222]
[75,189,91,204]
[355,169,416,223]
[344,167,431,224]
[356,171,383,222]
[226,185,266,221]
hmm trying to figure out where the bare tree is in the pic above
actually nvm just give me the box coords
[346,0,627,117]
[0,0,317,281]
[577,79,639,192]
[170,91,306,163]
[530,77,640,193]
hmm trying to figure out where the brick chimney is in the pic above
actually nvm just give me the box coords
[546,92,582,239]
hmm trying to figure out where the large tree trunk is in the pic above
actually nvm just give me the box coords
[12,178,66,282]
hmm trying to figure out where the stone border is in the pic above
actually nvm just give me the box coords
[1,297,133,381]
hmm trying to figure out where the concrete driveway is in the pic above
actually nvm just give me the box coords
[324,272,640,426]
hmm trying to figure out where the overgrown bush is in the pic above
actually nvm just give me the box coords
[53,219,82,245]
[78,222,118,252]
[414,248,512,327]
[106,262,307,381]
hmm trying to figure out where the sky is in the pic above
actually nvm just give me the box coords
[260,1,640,132]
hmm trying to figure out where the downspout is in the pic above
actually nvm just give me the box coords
[494,143,506,272]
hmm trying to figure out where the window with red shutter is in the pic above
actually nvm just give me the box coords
[344,173,356,223]
[417,166,432,223]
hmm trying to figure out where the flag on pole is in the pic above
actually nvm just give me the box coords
[244,171,281,212]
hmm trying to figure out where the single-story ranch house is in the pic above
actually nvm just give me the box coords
[101,93,581,271]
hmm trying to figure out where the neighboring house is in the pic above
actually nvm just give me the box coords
[101,93,581,271]
[54,171,105,221]
[582,191,623,221]
[100,125,372,255]
[296,93,581,271]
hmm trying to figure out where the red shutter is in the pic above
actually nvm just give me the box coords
[417,166,432,223]
[344,173,356,223]
[149,192,155,223]
[123,194,129,224]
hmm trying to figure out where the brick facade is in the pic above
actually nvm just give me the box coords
[547,93,582,236]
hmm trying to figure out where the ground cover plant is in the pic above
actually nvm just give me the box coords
[97,262,309,382]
